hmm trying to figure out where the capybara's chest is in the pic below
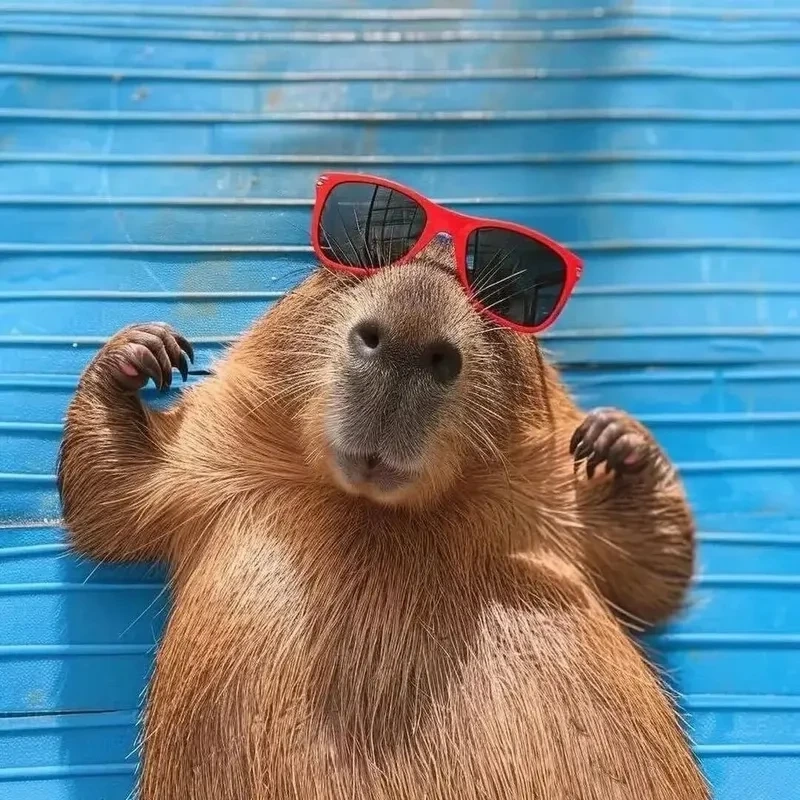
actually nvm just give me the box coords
[142,534,700,800]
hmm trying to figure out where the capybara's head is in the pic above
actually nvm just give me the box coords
[249,239,548,507]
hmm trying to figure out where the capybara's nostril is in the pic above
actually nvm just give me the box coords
[423,340,463,385]
[349,320,383,362]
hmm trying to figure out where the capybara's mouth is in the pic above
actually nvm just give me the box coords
[329,446,417,497]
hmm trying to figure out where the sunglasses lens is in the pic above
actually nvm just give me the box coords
[318,182,427,269]
[465,227,567,329]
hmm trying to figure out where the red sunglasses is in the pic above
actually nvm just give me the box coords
[311,172,583,334]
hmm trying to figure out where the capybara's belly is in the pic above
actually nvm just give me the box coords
[139,564,707,800]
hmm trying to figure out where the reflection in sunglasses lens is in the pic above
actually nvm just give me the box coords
[318,182,427,269]
[465,227,567,328]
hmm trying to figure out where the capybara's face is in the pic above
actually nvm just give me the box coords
[271,240,539,507]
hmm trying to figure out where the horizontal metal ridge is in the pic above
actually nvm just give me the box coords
[0,643,152,655]
[656,633,800,648]
[0,291,291,301]
[0,335,236,345]
[685,694,800,710]
[0,375,79,387]
[4,23,800,45]
[700,533,800,546]
[677,460,800,473]
[695,744,800,757]
[0,519,60,530]
[4,193,800,207]
[0,709,137,731]
[0,763,136,780]
[2,4,800,23]
[4,240,800,254]
[569,367,800,383]
[0,421,62,431]
[0,375,200,390]
[0,543,66,557]
[0,472,57,484]
[550,327,800,339]
[641,412,800,423]
[0,243,311,253]
[0,582,162,593]
[4,64,800,81]
[695,575,800,588]
[5,108,800,123]
[2,151,799,165]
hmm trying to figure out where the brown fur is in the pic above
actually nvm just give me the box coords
[58,243,709,799]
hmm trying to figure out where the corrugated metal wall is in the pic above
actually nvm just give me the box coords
[1,2,799,798]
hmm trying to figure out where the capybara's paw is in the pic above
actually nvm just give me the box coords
[569,407,662,479]
[91,323,194,392]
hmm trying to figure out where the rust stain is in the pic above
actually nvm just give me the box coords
[264,87,284,110]
[176,260,236,321]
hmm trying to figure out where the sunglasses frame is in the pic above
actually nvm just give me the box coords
[311,172,583,334]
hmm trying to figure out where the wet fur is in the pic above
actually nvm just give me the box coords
[58,243,709,799]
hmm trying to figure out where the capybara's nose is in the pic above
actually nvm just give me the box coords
[419,339,463,384]
[348,319,463,386]
[348,320,383,362]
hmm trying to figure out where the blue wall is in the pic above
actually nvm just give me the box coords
[1,1,799,798]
